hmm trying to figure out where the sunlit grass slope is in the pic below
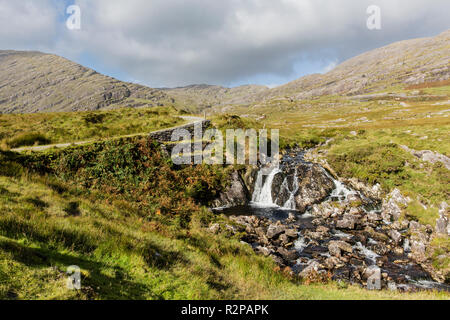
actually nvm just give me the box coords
[0,107,184,149]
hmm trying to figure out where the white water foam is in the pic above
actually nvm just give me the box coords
[355,242,379,265]
[321,168,358,202]
[251,167,281,207]
[294,236,308,253]
[282,167,300,210]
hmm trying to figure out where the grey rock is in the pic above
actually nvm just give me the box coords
[267,224,285,239]
[324,256,342,270]
[212,171,250,208]
[367,212,383,222]
[381,189,410,222]
[435,216,448,235]
[285,229,299,238]
[328,240,353,257]
[256,246,272,257]
[277,247,300,261]
[410,240,427,263]
[336,214,359,230]
[208,223,220,234]
[400,145,450,170]
[290,163,335,213]
[299,261,322,279]
[388,230,402,244]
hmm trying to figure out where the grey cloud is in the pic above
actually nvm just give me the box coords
[0,0,60,50]
[1,0,449,87]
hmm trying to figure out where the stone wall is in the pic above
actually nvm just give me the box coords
[149,120,211,142]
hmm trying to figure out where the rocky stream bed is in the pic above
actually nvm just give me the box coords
[212,149,450,292]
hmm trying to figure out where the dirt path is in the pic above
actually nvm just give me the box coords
[12,116,205,153]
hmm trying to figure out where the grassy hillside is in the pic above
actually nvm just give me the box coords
[0,107,184,149]
[0,138,448,300]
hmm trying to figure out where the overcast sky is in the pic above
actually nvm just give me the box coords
[0,0,449,88]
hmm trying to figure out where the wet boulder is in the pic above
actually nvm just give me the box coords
[277,247,300,262]
[255,246,273,257]
[336,214,360,230]
[290,163,335,212]
[213,171,250,208]
[369,243,389,256]
[299,260,322,279]
[285,228,299,238]
[388,230,402,244]
[324,256,343,270]
[267,223,286,239]
[328,240,353,258]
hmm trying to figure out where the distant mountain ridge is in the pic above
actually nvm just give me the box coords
[0,50,173,113]
[159,84,269,111]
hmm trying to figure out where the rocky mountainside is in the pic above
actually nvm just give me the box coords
[0,50,173,113]
[253,30,450,101]
[160,84,269,111]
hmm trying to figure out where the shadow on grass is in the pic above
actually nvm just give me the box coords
[144,241,189,271]
[0,239,163,300]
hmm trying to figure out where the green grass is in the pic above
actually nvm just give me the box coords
[0,106,184,149]
[5,133,51,149]
[430,236,450,283]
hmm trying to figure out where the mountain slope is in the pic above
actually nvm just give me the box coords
[261,29,450,100]
[0,51,174,114]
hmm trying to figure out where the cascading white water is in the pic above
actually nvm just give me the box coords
[252,166,300,210]
[282,167,299,210]
[252,167,281,206]
[321,168,356,201]
[330,179,356,200]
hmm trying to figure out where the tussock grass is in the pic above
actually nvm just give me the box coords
[0,106,183,149]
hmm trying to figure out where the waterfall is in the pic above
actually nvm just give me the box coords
[282,167,299,210]
[252,167,281,206]
[321,168,356,202]
[330,179,356,201]
[252,166,300,210]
